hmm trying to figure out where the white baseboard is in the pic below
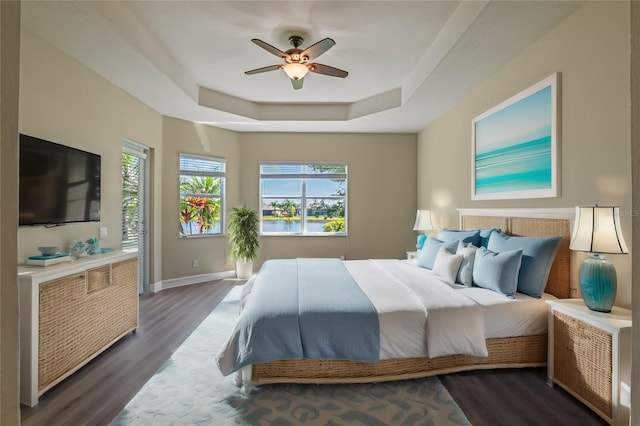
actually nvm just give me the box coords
[152,270,236,293]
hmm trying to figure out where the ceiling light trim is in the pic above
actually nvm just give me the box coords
[198,87,260,118]
[198,86,403,121]
[92,1,199,102]
[402,0,489,104]
[348,89,402,120]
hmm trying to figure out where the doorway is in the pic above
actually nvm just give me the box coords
[121,140,149,294]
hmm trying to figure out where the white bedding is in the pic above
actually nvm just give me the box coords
[456,286,555,338]
[237,258,552,362]
[347,259,553,359]
[345,259,488,358]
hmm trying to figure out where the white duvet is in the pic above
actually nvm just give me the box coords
[345,259,488,358]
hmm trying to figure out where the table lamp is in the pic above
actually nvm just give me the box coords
[413,209,434,250]
[569,206,628,313]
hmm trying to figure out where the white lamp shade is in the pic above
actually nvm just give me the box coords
[413,209,434,231]
[283,63,309,80]
[570,206,628,254]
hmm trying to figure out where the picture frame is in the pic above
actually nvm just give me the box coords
[471,73,560,200]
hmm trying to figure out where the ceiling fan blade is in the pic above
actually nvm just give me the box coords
[251,39,288,59]
[308,63,348,78]
[245,64,282,75]
[291,78,304,90]
[300,38,336,61]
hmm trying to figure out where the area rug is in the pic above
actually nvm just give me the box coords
[111,286,471,425]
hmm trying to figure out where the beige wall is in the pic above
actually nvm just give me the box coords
[240,132,417,267]
[417,1,633,308]
[160,125,417,278]
[160,117,241,280]
[1,2,21,423]
[18,30,164,283]
[629,1,638,422]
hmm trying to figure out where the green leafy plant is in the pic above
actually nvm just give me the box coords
[122,152,140,243]
[323,218,345,233]
[228,205,260,261]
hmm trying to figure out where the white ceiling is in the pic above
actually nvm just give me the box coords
[21,1,583,133]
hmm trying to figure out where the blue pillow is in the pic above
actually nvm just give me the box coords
[437,229,481,247]
[487,231,562,298]
[472,247,523,298]
[479,228,501,248]
[416,238,458,270]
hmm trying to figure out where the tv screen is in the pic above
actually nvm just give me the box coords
[19,134,101,226]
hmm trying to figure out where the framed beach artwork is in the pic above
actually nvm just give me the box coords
[472,73,560,200]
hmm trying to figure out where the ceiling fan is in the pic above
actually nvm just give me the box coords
[244,36,348,90]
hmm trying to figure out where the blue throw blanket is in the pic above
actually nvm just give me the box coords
[217,258,380,375]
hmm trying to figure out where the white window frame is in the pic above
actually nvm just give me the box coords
[179,153,226,238]
[260,162,347,236]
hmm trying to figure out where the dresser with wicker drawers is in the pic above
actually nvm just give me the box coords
[18,250,138,407]
[547,299,631,425]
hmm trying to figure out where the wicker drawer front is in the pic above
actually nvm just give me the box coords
[111,258,139,334]
[86,265,111,293]
[38,258,138,392]
[38,273,89,391]
[553,310,612,419]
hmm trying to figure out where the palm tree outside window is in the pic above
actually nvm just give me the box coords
[179,154,225,237]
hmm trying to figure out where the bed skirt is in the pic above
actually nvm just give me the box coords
[250,334,547,386]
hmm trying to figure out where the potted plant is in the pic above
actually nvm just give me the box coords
[228,205,260,279]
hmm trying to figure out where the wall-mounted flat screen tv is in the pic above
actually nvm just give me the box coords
[19,134,101,226]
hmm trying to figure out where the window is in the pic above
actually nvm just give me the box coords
[179,154,225,237]
[260,163,347,235]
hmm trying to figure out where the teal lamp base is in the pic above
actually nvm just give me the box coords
[579,254,617,313]
[416,234,427,250]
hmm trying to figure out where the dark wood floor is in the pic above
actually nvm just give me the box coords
[441,368,606,426]
[21,279,606,426]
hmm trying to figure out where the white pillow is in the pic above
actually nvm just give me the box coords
[432,246,464,284]
[456,241,478,287]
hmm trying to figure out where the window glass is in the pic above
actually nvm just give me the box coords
[261,179,302,197]
[306,178,345,197]
[179,154,225,237]
[260,163,347,235]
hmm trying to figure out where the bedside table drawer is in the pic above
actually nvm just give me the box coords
[553,310,613,419]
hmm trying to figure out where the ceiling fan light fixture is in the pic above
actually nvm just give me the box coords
[283,63,309,80]
[246,37,347,89]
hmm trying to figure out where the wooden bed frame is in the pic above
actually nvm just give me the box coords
[241,210,574,390]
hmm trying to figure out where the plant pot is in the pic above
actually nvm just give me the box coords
[236,259,253,280]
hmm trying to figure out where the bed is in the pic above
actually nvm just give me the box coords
[216,209,574,392]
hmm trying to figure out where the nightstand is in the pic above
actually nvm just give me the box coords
[406,251,419,260]
[547,299,631,425]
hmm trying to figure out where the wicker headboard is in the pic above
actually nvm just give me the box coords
[460,211,573,299]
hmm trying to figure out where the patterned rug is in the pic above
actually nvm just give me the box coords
[111,286,470,425]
